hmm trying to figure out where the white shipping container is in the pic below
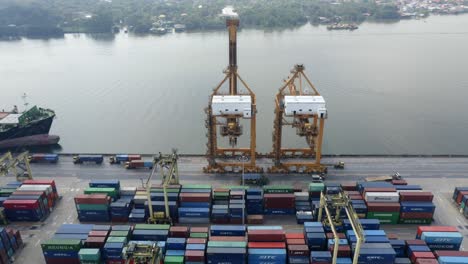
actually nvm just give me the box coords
[133,195,147,204]
[294,192,309,201]
[18,184,52,195]
[120,187,137,196]
[365,192,400,203]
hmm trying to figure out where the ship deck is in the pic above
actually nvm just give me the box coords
[4,155,468,263]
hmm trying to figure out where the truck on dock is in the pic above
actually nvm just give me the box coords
[28,154,59,163]
[109,154,141,164]
[73,155,104,164]
[125,160,153,169]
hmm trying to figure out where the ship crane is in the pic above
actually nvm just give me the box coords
[204,7,262,173]
[269,64,328,174]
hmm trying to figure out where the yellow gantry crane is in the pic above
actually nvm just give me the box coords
[204,8,262,174]
[269,64,328,174]
[145,150,179,225]
[0,151,33,181]
[318,191,365,264]
[124,241,162,264]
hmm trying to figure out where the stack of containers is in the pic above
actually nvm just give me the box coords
[150,184,180,222]
[229,187,247,224]
[406,240,435,264]
[0,227,23,262]
[310,251,332,264]
[207,225,246,264]
[295,191,313,224]
[42,239,82,264]
[186,235,207,264]
[399,192,435,224]
[453,187,468,207]
[22,179,59,207]
[78,248,101,264]
[133,188,148,210]
[212,188,230,224]
[417,226,463,251]
[355,243,396,264]
[74,194,110,222]
[178,184,211,224]
[53,224,93,241]
[132,224,169,241]
[364,186,400,224]
[309,183,325,201]
[88,180,129,223]
[264,185,295,215]
[85,225,110,249]
[166,237,186,263]
[84,187,118,202]
[246,187,263,215]
[248,226,286,264]
[3,197,47,221]
[103,225,131,263]
[304,222,327,252]
[286,231,309,264]
[345,189,367,218]
[190,227,209,239]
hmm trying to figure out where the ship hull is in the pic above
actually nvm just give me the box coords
[0,134,60,148]
[0,114,54,140]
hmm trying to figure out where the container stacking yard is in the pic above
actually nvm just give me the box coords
[0,155,468,264]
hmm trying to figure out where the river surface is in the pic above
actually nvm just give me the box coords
[1,15,468,155]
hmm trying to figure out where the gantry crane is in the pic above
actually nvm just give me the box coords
[318,191,365,264]
[124,241,162,264]
[204,7,262,174]
[145,150,179,224]
[0,151,33,181]
[269,64,328,174]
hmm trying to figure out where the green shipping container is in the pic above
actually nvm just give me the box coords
[106,236,127,243]
[190,232,208,238]
[76,204,109,211]
[398,218,433,224]
[224,186,249,190]
[182,184,212,189]
[41,239,82,251]
[84,187,117,198]
[134,224,170,230]
[164,256,184,264]
[207,241,247,248]
[309,183,325,192]
[79,248,101,261]
[366,212,400,224]
[263,185,293,194]
[109,231,129,237]
[151,188,180,193]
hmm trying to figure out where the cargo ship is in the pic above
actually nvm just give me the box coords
[0,105,60,148]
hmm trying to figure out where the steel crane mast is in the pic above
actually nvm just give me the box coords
[269,64,328,174]
[204,8,262,173]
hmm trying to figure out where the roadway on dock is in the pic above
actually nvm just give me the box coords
[3,156,468,263]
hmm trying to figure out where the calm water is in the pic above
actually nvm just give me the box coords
[1,15,468,155]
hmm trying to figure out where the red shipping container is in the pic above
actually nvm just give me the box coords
[288,245,309,256]
[23,179,56,189]
[0,249,8,264]
[326,233,346,239]
[3,199,39,210]
[179,193,211,202]
[434,251,468,257]
[406,240,427,246]
[45,258,80,264]
[212,219,230,224]
[387,233,399,240]
[247,215,263,224]
[187,238,207,244]
[341,183,357,191]
[210,236,246,242]
[229,218,243,224]
[416,259,439,264]
[106,260,125,264]
[345,191,360,195]
[329,245,352,257]
[287,239,306,245]
[392,179,408,185]
[286,233,304,240]
[170,226,189,238]
[366,202,401,212]
[417,226,458,238]
[400,212,434,219]
[85,236,106,248]
[89,230,108,237]
[185,250,205,262]
[456,191,468,204]
[411,252,435,263]
[74,194,109,204]
[248,242,286,248]
[191,227,208,233]
[349,195,364,200]
[400,192,434,202]
[248,230,285,242]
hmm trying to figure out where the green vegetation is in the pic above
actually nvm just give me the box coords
[0,0,401,38]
